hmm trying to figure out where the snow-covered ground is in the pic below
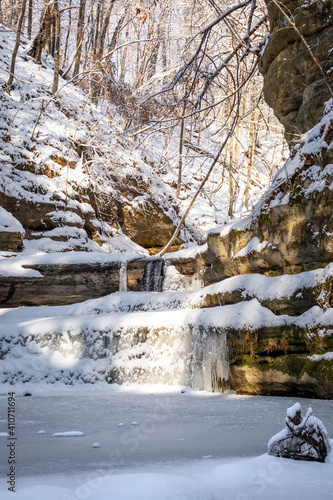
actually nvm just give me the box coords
[0,388,332,499]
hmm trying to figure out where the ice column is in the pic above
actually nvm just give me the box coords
[185,326,229,391]
[119,261,128,292]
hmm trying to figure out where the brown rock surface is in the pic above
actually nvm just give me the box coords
[121,199,183,250]
[261,0,333,143]
[0,262,121,307]
[0,230,24,251]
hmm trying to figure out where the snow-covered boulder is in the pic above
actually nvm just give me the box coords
[268,402,330,462]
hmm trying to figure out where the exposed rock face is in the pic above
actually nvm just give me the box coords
[260,0,333,143]
[127,258,165,292]
[203,110,333,396]
[227,323,333,398]
[0,171,185,256]
[0,262,121,307]
[120,199,183,252]
[127,260,146,291]
[0,229,24,252]
[0,207,25,251]
[206,111,333,283]
[202,0,333,396]
[0,257,181,306]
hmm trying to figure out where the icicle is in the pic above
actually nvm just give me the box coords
[119,261,128,292]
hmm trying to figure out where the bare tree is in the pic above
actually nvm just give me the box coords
[28,1,54,63]
[27,0,33,39]
[52,0,60,95]
[7,0,27,90]
[73,0,86,78]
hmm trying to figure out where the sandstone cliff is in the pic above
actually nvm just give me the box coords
[201,0,333,397]
[260,0,333,143]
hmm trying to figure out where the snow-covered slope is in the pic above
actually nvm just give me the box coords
[0,24,285,259]
[0,25,200,257]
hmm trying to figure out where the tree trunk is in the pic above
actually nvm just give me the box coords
[63,0,72,66]
[228,134,234,218]
[28,1,53,64]
[244,98,258,211]
[52,0,60,95]
[73,0,86,78]
[228,171,234,218]
[119,22,129,82]
[98,0,116,58]
[7,0,27,89]
[109,8,127,53]
[2,0,12,26]
[27,0,32,39]
[92,0,101,56]
[176,106,186,198]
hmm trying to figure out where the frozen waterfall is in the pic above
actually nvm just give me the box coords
[119,262,128,292]
[140,259,165,292]
[0,256,229,392]
[0,309,230,392]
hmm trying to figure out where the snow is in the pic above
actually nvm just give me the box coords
[0,207,24,234]
[268,402,330,458]
[208,213,253,237]
[0,22,332,499]
[2,454,332,500]
[286,402,302,420]
[233,237,268,259]
[0,250,143,278]
[0,252,43,278]
[207,95,333,240]
[163,264,203,292]
[267,427,289,450]
[48,210,85,225]
[308,351,333,361]
[0,390,332,500]
[0,257,333,388]
[52,431,84,437]
[0,26,196,256]
[164,244,208,260]
[266,97,333,208]
[0,23,287,262]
